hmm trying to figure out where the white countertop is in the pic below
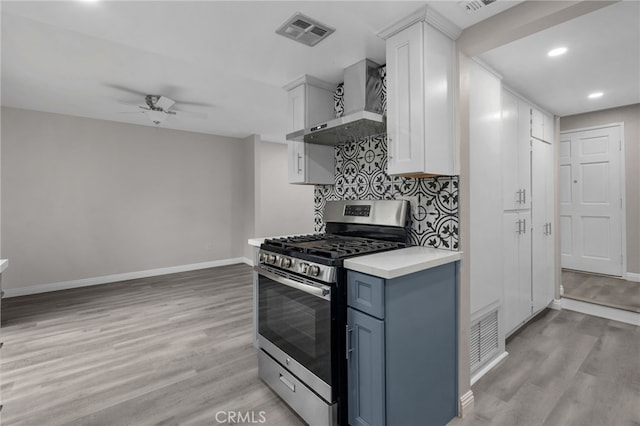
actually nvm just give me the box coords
[343,247,462,279]
[248,237,266,247]
[0,259,8,274]
[248,234,311,247]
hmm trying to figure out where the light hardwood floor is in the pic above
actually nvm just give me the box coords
[451,308,640,426]
[562,269,640,313]
[1,264,304,426]
[2,265,638,425]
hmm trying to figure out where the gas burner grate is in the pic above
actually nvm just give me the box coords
[265,234,404,259]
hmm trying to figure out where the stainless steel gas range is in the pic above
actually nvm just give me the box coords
[255,200,410,426]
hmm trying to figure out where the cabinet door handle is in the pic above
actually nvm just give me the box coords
[522,189,526,204]
[516,219,522,235]
[297,153,302,173]
[387,137,393,160]
[547,222,551,236]
[346,325,352,360]
[522,218,526,234]
[516,189,522,204]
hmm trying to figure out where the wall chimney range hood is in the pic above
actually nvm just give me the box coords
[286,59,386,145]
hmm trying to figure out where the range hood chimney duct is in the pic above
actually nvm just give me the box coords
[287,59,386,145]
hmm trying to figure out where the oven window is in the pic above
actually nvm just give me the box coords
[258,275,331,385]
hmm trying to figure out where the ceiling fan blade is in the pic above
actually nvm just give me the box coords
[156,96,176,111]
[104,83,148,97]
[175,100,215,108]
[171,107,207,119]
[138,105,151,111]
[118,111,145,114]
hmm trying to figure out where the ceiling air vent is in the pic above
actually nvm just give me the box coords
[276,13,335,47]
[458,0,497,13]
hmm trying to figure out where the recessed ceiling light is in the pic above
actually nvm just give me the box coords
[547,47,567,57]
[588,92,604,99]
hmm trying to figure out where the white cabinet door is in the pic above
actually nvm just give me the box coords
[288,140,305,184]
[531,107,544,141]
[531,106,554,144]
[386,22,425,176]
[288,140,334,185]
[532,139,554,313]
[543,112,554,144]
[503,211,532,335]
[287,84,306,133]
[502,91,531,210]
[517,100,532,209]
[385,21,455,176]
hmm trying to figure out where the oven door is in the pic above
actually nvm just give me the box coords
[256,266,333,402]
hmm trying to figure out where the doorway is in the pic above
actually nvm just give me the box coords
[559,124,624,277]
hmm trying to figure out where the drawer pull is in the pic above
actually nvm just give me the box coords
[279,374,295,393]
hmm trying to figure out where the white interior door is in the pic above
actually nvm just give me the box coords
[559,125,623,276]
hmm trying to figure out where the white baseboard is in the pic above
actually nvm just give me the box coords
[561,298,640,326]
[470,351,509,386]
[243,257,254,267]
[458,390,475,418]
[549,299,563,310]
[626,272,640,282]
[3,257,247,298]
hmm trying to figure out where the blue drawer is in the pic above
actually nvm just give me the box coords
[348,270,385,319]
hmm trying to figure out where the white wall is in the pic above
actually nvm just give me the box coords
[0,108,252,292]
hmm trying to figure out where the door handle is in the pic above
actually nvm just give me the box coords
[516,219,522,235]
[522,189,526,204]
[346,325,353,360]
[516,189,522,204]
[522,218,526,234]
[297,153,302,173]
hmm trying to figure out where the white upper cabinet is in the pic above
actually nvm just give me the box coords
[285,76,336,185]
[384,21,456,176]
[530,106,554,144]
[285,76,335,134]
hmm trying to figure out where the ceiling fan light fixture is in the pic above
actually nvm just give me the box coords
[147,110,166,125]
[588,92,603,99]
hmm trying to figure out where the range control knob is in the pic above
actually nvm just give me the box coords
[308,265,320,277]
[259,253,266,263]
[279,257,292,268]
[300,263,309,274]
[267,254,277,265]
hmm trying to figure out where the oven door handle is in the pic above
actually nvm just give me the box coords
[255,267,331,300]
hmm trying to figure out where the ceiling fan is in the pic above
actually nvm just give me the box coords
[138,95,178,125]
[107,83,211,126]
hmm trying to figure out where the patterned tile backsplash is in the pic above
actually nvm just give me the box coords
[314,134,459,250]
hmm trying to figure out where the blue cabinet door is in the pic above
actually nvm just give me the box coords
[348,307,385,426]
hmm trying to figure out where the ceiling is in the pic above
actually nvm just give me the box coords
[0,0,524,141]
[479,1,640,117]
[4,1,634,142]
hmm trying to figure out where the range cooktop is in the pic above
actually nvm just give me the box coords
[263,234,404,260]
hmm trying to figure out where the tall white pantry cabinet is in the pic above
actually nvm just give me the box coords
[501,87,555,337]
[470,60,555,375]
